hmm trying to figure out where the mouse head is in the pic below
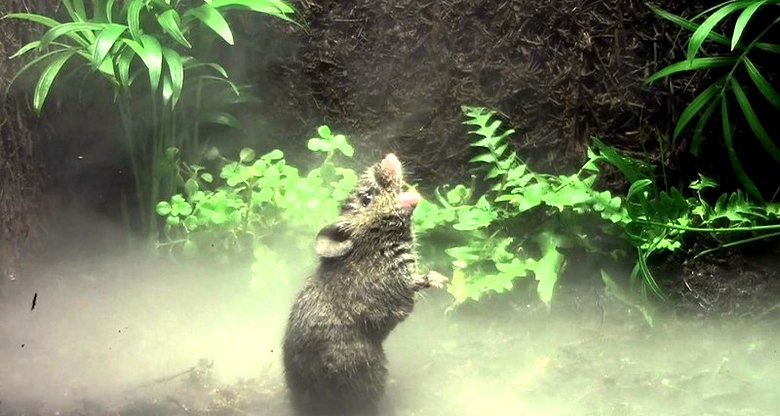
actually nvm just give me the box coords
[315,153,420,259]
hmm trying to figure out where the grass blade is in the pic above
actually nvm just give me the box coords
[186,4,234,45]
[687,1,750,62]
[691,96,719,155]
[721,97,764,201]
[744,57,780,110]
[646,57,736,84]
[162,47,183,107]
[673,78,723,140]
[730,78,780,163]
[732,1,765,50]
[33,50,78,114]
[92,23,127,70]
[156,9,192,48]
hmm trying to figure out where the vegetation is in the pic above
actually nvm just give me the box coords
[155,107,780,324]
[646,1,780,201]
[4,0,297,239]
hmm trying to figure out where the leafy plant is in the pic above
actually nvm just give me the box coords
[646,1,780,200]
[4,0,297,239]
[155,125,358,287]
[413,106,630,308]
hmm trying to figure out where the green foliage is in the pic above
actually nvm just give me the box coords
[593,136,780,300]
[413,106,629,308]
[155,125,357,288]
[646,1,780,201]
[4,0,297,240]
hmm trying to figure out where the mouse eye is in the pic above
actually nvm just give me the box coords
[359,192,373,207]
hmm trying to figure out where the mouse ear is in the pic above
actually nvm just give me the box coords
[315,223,354,258]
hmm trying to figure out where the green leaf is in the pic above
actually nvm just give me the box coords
[186,4,234,45]
[199,111,240,128]
[106,0,117,22]
[9,41,42,59]
[732,1,764,50]
[162,47,184,107]
[210,0,297,22]
[116,45,136,88]
[626,178,654,201]
[156,201,172,216]
[200,172,214,183]
[263,149,285,160]
[2,13,62,30]
[240,148,256,162]
[92,24,126,70]
[687,1,750,62]
[532,231,565,307]
[123,34,162,91]
[730,78,780,163]
[743,57,780,111]
[317,125,332,138]
[184,178,199,196]
[33,50,78,114]
[127,0,146,40]
[673,79,723,141]
[157,9,192,48]
[721,98,763,201]
[646,57,737,84]
[40,22,105,49]
[62,0,88,22]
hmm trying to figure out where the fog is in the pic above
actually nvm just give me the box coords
[1,206,778,416]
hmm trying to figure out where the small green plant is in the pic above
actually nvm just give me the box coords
[646,1,780,200]
[4,0,297,239]
[155,125,358,288]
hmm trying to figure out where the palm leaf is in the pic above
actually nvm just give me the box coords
[211,0,297,23]
[673,78,723,141]
[116,45,136,88]
[732,1,765,50]
[91,23,127,70]
[646,56,736,84]
[39,22,105,49]
[743,57,780,111]
[687,1,751,63]
[721,98,764,201]
[9,41,42,59]
[139,34,163,92]
[729,78,780,163]
[33,50,78,113]
[157,9,192,48]
[127,0,146,40]
[162,47,184,107]
[186,4,234,45]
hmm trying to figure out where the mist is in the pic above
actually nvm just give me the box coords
[2,202,778,415]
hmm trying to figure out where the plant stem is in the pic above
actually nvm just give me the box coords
[694,230,780,258]
[635,220,780,233]
[118,94,145,231]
